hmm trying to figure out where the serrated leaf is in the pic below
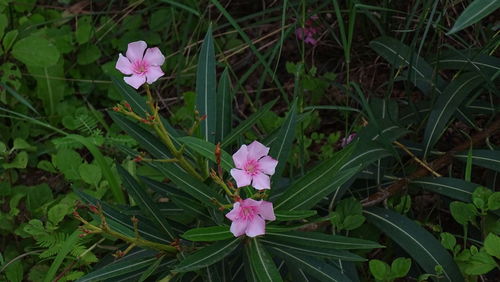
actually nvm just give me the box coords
[181,226,233,242]
[269,99,297,178]
[454,150,500,172]
[175,238,240,272]
[447,0,500,35]
[364,207,464,282]
[246,238,283,282]
[411,177,480,202]
[117,165,175,241]
[265,231,382,250]
[179,136,233,171]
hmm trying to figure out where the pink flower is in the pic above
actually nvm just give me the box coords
[115,41,165,89]
[225,198,276,237]
[230,141,278,190]
[341,133,357,147]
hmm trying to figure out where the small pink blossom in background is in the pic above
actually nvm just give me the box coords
[225,198,276,237]
[230,141,278,190]
[115,41,165,89]
[295,14,320,46]
[341,133,357,148]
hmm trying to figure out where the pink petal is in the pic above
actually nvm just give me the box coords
[247,141,269,160]
[305,37,317,46]
[123,74,146,89]
[146,66,164,84]
[230,218,249,237]
[230,168,252,188]
[241,198,261,207]
[251,172,270,190]
[295,28,305,40]
[258,156,278,175]
[126,41,147,62]
[225,202,241,221]
[232,145,248,169]
[258,201,276,221]
[115,53,133,75]
[245,216,265,237]
[143,47,165,66]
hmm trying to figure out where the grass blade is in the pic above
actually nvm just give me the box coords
[447,0,500,35]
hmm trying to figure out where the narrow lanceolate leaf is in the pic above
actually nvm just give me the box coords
[454,150,500,172]
[181,226,233,242]
[447,0,500,35]
[216,68,233,142]
[433,51,500,73]
[411,177,480,202]
[274,145,360,210]
[221,99,277,148]
[423,73,483,157]
[174,238,240,272]
[261,239,365,261]
[269,99,298,178]
[117,165,175,241]
[364,207,464,282]
[76,257,157,282]
[274,210,317,221]
[148,162,225,206]
[265,231,383,250]
[196,26,217,143]
[246,238,283,282]
[179,136,234,171]
[269,247,351,282]
[0,82,38,114]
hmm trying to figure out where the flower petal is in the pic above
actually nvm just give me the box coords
[126,41,147,62]
[258,156,278,175]
[225,202,241,221]
[251,172,270,190]
[232,145,248,169]
[123,74,146,89]
[230,168,252,188]
[230,218,249,237]
[245,216,265,237]
[258,201,276,221]
[115,53,133,75]
[146,66,164,84]
[143,47,165,66]
[241,198,261,207]
[247,141,269,160]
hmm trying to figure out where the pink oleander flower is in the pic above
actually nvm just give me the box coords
[230,141,278,190]
[225,198,276,237]
[341,133,357,148]
[115,41,165,89]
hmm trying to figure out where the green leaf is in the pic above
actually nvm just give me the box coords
[179,136,233,171]
[75,16,92,44]
[246,238,283,282]
[181,226,233,242]
[261,239,365,261]
[369,259,389,280]
[48,203,68,226]
[157,0,200,16]
[215,68,233,142]
[447,0,500,35]
[3,151,28,169]
[454,150,500,172]
[269,99,297,178]
[269,247,350,282]
[465,249,497,275]
[138,256,164,282]
[117,165,175,241]
[488,192,500,211]
[364,207,464,282]
[3,30,19,53]
[440,232,457,251]
[390,257,412,279]
[423,73,483,157]
[274,210,317,221]
[274,145,360,210]
[43,231,79,282]
[77,257,158,282]
[433,51,500,73]
[484,233,500,259]
[221,99,277,147]
[12,35,60,67]
[0,82,39,114]
[77,44,101,65]
[196,26,217,144]
[0,14,6,38]
[174,238,240,272]
[411,177,479,203]
[265,231,383,250]
[78,163,102,187]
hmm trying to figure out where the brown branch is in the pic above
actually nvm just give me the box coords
[362,115,500,207]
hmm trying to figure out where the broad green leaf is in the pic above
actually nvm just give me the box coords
[423,73,483,157]
[221,99,277,147]
[450,202,477,225]
[174,238,240,272]
[261,239,365,261]
[411,177,479,202]
[179,136,233,171]
[364,207,464,282]
[274,145,360,210]
[269,99,297,178]
[369,260,389,280]
[3,151,28,169]
[75,16,92,44]
[196,26,217,144]
[484,233,500,259]
[265,231,382,250]
[117,165,175,241]
[246,238,283,282]
[215,68,233,142]
[390,257,412,279]
[77,257,157,282]
[12,35,60,67]
[48,203,68,225]
[454,150,500,172]
[269,247,351,282]
[274,210,317,221]
[181,226,232,241]
[447,0,500,35]
[78,163,102,187]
